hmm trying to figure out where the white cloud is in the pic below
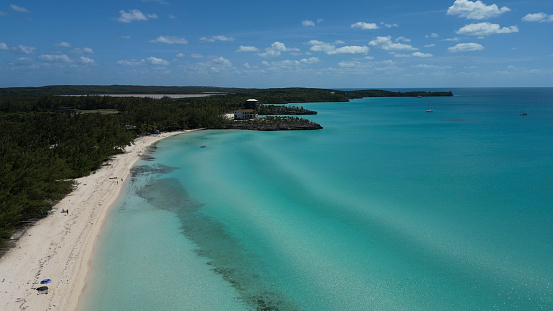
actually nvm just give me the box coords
[448,42,484,52]
[10,5,29,13]
[456,22,518,36]
[522,13,553,23]
[351,22,379,30]
[0,42,9,50]
[447,0,510,20]
[327,45,369,55]
[381,22,399,28]
[176,53,185,57]
[394,52,433,58]
[301,57,320,64]
[39,54,72,63]
[117,57,169,66]
[424,44,436,48]
[412,52,433,57]
[426,33,439,38]
[259,42,299,57]
[302,20,315,26]
[78,57,95,64]
[117,9,158,23]
[12,45,36,55]
[182,57,233,74]
[55,42,72,47]
[306,40,335,52]
[414,64,452,70]
[200,35,234,42]
[150,36,188,44]
[146,57,169,65]
[395,36,411,43]
[0,10,8,16]
[236,46,259,52]
[71,47,94,54]
[117,59,145,66]
[369,36,417,51]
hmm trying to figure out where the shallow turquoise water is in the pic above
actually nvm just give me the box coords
[79,88,553,310]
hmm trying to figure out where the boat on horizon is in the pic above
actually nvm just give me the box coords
[520,105,527,116]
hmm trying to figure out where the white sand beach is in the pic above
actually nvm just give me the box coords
[0,130,192,311]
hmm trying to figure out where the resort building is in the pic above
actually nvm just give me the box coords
[234,109,258,120]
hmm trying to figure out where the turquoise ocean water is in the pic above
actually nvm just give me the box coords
[78,88,553,310]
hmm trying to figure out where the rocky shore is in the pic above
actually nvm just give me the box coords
[211,117,323,131]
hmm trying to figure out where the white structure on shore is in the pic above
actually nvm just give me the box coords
[234,109,257,120]
[233,98,259,120]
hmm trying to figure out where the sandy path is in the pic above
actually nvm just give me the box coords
[0,130,193,311]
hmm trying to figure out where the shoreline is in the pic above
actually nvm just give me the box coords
[0,130,195,311]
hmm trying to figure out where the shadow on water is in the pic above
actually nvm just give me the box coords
[132,165,297,311]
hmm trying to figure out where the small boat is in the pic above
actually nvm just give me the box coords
[426,103,433,112]
[520,105,527,116]
[417,95,422,98]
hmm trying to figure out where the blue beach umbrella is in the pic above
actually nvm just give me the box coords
[40,279,51,284]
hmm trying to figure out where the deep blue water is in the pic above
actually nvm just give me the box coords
[79,88,553,310]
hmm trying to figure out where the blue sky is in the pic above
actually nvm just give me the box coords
[1,0,552,88]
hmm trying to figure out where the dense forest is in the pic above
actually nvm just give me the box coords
[0,86,452,249]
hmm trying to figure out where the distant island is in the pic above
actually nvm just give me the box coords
[0,85,453,248]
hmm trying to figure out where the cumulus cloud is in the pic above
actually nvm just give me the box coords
[10,5,29,13]
[456,22,518,36]
[182,57,233,74]
[394,52,433,58]
[522,13,553,22]
[146,57,168,65]
[150,36,188,44]
[39,54,72,63]
[448,42,484,52]
[117,9,158,23]
[414,64,452,70]
[447,0,510,20]
[301,57,320,64]
[12,45,36,55]
[262,57,320,68]
[236,46,259,52]
[327,45,369,55]
[369,36,417,51]
[302,19,323,26]
[117,57,169,66]
[71,47,94,54]
[306,40,335,52]
[381,22,399,28]
[351,22,379,30]
[117,59,144,66]
[55,42,72,47]
[412,52,433,57]
[259,42,299,57]
[78,57,95,64]
[0,42,9,50]
[200,35,234,42]
[426,33,439,38]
